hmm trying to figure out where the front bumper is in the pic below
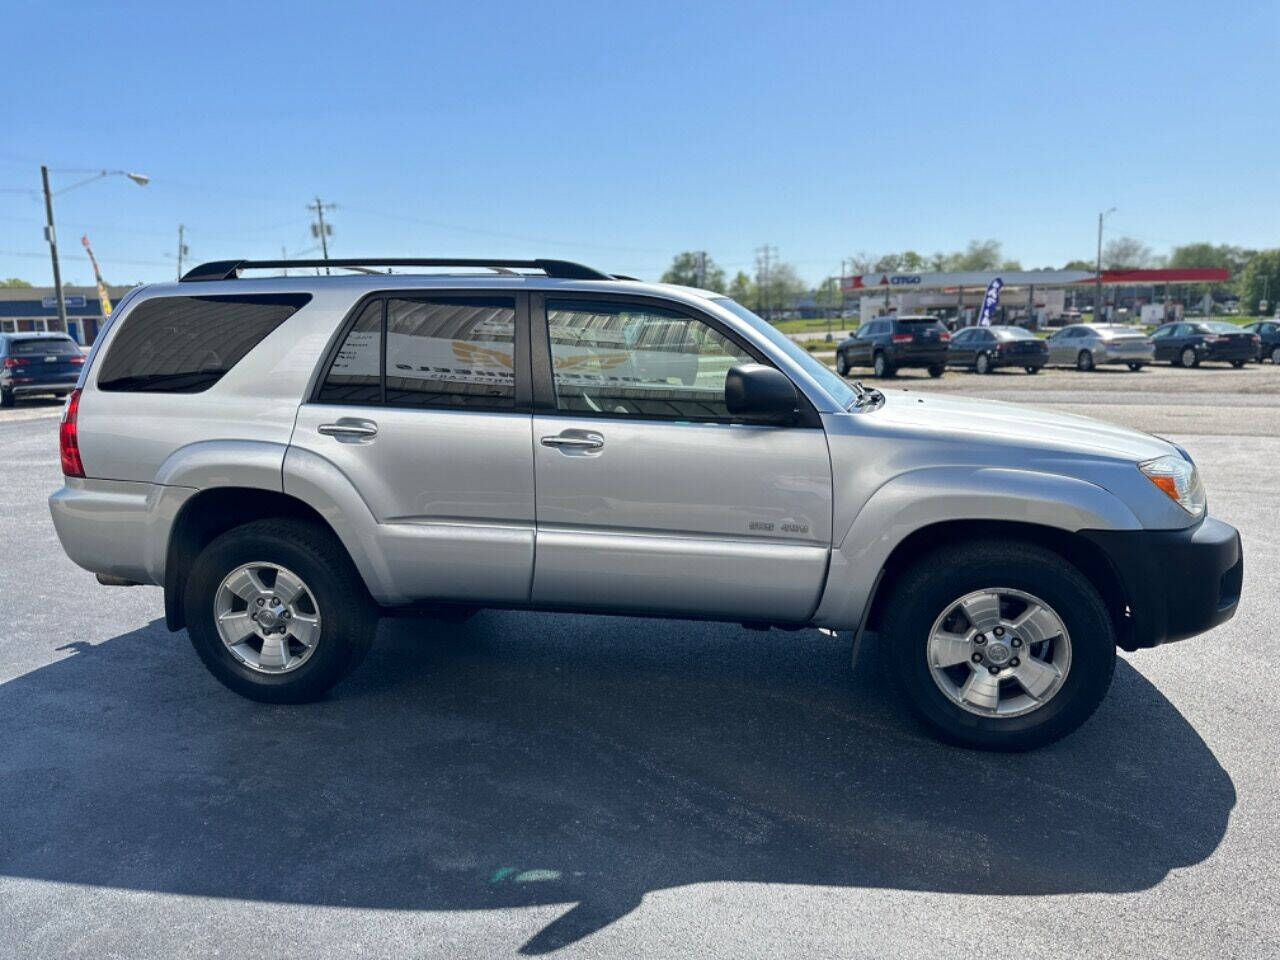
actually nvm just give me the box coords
[1082,516,1242,650]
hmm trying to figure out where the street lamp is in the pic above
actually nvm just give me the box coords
[40,166,149,334]
[1095,207,1116,323]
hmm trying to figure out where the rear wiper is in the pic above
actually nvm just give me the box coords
[848,380,884,409]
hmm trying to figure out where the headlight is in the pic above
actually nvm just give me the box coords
[1139,454,1206,517]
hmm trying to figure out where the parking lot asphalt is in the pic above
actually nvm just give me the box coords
[1,368,1277,959]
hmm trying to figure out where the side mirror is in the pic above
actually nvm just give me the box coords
[725,363,799,421]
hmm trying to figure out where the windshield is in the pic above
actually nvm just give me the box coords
[993,326,1037,340]
[1200,321,1242,334]
[9,337,80,356]
[713,298,856,409]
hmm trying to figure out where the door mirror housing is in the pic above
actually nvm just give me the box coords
[725,364,799,421]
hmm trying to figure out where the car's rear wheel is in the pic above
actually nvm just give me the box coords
[1230,359,1246,368]
[927,363,944,378]
[1024,365,1040,374]
[1180,346,1199,368]
[185,518,377,703]
[1076,350,1095,371]
[0,387,13,408]
[835,351,850,376]
[974,352,992,375]
[1272,346,1280,365]
[1127,362,1144,371]
[873,352,894,378]
[881,540,1116,751]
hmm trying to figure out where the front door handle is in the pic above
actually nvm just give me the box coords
[318,419,378,441]
[540,432,604,451]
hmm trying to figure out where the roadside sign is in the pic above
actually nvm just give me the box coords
[1260,300,1269,312]
[41,295,86,309]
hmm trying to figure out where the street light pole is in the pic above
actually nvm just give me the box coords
[1095,207,1116,323]
[40,165,68,332]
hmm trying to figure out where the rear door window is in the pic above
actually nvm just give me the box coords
[97,294,310,392]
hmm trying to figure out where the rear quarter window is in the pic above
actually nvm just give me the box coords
[97,293,311,392]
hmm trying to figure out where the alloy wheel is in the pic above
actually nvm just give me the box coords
[213,561,322,673]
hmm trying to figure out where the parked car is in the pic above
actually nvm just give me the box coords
[1045,324,1155,371]
[947,325,1047,374]
[1151,320,1260,368]
[0,332,85,407]
[49,257,1242,751]
[835,315,950,378]
[1241,320,1280,364]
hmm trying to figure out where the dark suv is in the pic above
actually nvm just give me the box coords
[1241,320,1280,364]
[836,315,950,378]
[0,333,85,407]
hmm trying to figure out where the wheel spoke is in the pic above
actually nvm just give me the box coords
[959,670,1001,711]
[273,568,307,606]
[1014,657,1061,700]
[289,613,320,648]
[958,593,1001,632]
[217,609,256,643]
[258,634,290,670]
[1012,604,1063,647]
[929,629,973,668]
[224,566,267,603]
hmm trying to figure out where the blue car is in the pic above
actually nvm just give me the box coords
[0,333,85,407]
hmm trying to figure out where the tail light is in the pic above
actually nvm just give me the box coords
[70,355,86,365]
[2,356,22,367]
[1252,335,1262,344]
[59,388,84,477]
[939,331,951,341]
[891,333,913,343]
[1205,335,1224,343]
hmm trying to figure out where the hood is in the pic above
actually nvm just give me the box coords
[868,390,1175,462]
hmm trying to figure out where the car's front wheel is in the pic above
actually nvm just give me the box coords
[873,351,894,378]
[927,363,944,378]
[1180,346,1199,368]
[1076,350,1095,371]
[0,387,13,408]
[1127,362,1145,371]
[835,351,850,376]
[974,352,992,375]
[185,518,377,703]
[1024,365,1040,374]
[1230,359,1247,368]
[881,540,1116,751]
[1272,346,1280,365]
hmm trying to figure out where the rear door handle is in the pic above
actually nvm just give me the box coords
[540,432,604,451]
[318,419,378,441]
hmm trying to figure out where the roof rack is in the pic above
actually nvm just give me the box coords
[180,258,611,282]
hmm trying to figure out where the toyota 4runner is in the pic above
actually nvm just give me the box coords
[49,257,1243,750]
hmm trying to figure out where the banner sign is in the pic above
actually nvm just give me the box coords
[977,278,1003,326]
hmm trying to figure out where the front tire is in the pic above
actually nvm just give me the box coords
[1272,346,1280,365]
[974,352,992,375]
[185,518,377,703]
[1076,350,1095,371]
[927,363,944,378]
[1230,359,1246,369]
[0,387,13,408]
[1127,362,1144,371]
[835,351,850,377]
[873,351,894,378]
[1180,346,1199,368]
[1024,365,1040,374]
[881,540,1116,751]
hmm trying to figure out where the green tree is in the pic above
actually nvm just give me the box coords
[660,251,726,292]
[727,270,755,307]
[756,261,807,319]
[1102,236,1155,269]
[1237,250,1280,314]
[2,278,32,288]
[1062,259,1095,271]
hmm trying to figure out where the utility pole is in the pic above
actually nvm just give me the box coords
[755,244,776,321]
[176,224,188,280]
[1095,207,1115,322]
[308,197,336,274]
[40,165,67,332]
[695,250,707,289]
[281,246,289,277]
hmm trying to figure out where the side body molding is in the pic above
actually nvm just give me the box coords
[810,465,1143,630]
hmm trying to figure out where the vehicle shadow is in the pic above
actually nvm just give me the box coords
[0,613,1234,954]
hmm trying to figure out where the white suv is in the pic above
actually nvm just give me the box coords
[49,257,1243,750]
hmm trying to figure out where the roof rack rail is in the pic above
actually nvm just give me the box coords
[180,258,611,282]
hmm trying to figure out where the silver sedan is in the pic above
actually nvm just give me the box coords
[1045,324,1155,371]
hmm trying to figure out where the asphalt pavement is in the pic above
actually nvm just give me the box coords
[0,367,1276,959]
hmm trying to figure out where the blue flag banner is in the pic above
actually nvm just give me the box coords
[977,277,1003,326]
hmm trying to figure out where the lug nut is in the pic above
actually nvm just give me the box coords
[971,652,983,663]
[284,611,292,619]
[974,634,987,645]
[1010,657,1021,667]
[256,598,265,607]
[988,665,1001,675]
[250,612,258,621]
[1010,637,1022,648]
[994,626,1005,637]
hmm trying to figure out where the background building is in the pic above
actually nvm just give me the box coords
[0,285,133,345]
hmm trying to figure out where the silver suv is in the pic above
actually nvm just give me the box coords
[49,258,1243,751]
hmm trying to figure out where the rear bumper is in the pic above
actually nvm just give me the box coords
[1097,345,1155,364]
[1081,516,1243,650]
[5,379,79,395]
[887,345,948,366]
[1203,343,1255,361]
[991,351,1047,368]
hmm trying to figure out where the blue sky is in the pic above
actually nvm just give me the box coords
[1,0,1275,288]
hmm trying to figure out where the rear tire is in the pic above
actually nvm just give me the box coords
[1230,359,1246,369]
[1180,346,1199,368]
[1126,362,1144,371]
[881,540,1116,751]
[927,363,944,378]
[1076,350,1095,371]
[1024,365,1040,374]
[184,518,377,703]
[0,387,13,408]
[873,351,894,378]
[974,352,992,375]
[1272,346,1280,365]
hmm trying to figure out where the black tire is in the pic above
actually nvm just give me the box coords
[835,351,850,377]
[873,351,894,378]
[1126,362,1144,371]
[1076,350,1095,372]
[1230,359,1246,369]
[881,540,1116,751]
[0,387,13,408]
[1180,346,1199,368]
[974,352,992,375]
[1272,346,1280,365]
[1024,365,1040,374]
[927,363,944,378]
[184,518,378,703]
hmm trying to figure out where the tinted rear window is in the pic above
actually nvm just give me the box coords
[97,293,310,392]
[895,318,943,327]
[993,327,1037,340]
[9,337,80,356]
[1200,321,1242,334]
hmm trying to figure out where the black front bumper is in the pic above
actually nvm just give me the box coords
[1082,517,1243,650]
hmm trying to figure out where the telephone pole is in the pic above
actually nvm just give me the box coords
[176,224,188,280]
[308,197,336,274]
[755,244,777,321]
